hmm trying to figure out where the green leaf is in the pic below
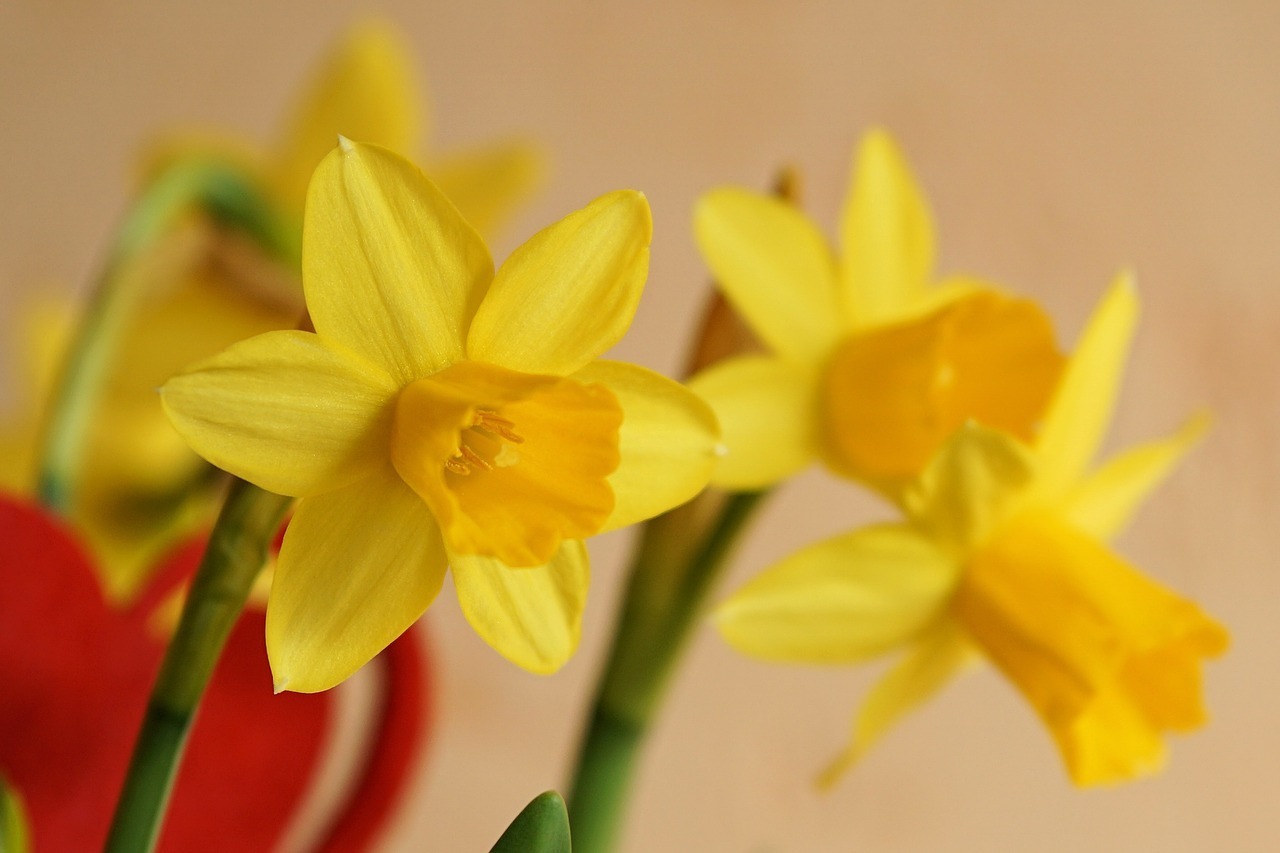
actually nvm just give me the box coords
[0,776,30,853]
[490,790,571,853]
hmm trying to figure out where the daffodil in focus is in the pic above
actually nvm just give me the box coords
[162,140,719,691]
[1,22,543,600]
[689,129,1065,497]
[715,274,1227,786]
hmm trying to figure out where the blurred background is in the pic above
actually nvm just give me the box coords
[1,1,1276,850]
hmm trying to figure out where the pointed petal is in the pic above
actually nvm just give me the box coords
[715,524,957,664]
[572,361,719,532]
[839,129,936,328]
[1064,412,1210,541]
[161,330,398,497]
[687,355,819,490]
[1036,272,1140,497]
[693,188,843,361]
[451,540,590,674]
[267,470,447,692]
[304,141,493,384]
[274,22,421,209]
[431,140,545,238]
[467,191,651,375]
[903,423,1037,554]
[818,619,975,787]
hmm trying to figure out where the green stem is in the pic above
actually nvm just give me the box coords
[104,480,292,853]
[567,489,768,853]
[35,160,293,513]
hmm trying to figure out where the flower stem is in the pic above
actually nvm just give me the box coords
[35,160,292,514]
[104,479,292,853]
[566,488,768,853]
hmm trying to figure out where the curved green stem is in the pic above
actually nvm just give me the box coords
[566,489,768,853]
[35,160,293,513]
[105,479,292,853]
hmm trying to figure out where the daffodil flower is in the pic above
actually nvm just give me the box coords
[2,22,544,600]
[715,274,1227,786]
[688,129,1064,496]
[162,141,719,691]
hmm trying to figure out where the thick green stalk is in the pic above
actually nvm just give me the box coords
[35,160,292,513]
[567,489,768,853]
[105,479,292,852]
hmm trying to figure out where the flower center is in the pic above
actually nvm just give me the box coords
[443,409,525,476]
[390,360,622,567]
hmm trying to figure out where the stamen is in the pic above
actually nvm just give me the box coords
[460,444,493,471]
[473,409,525,444]
[444,408,524,476]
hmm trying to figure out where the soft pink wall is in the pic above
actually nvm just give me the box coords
[2,2,1276,850]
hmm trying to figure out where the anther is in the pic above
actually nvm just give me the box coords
[445,457,471,475]
[473,409,525,444]
[460,445,493,471]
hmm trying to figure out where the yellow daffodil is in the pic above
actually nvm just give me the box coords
[162,140,719,691]
[2,22,543,600]
[688,129,1064,497]
[715,274,1227,786]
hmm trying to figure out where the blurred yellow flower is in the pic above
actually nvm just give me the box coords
[148,20,542,236]
[163,141,719,691]
[688,129,1064,497]
[715,274,1227,786]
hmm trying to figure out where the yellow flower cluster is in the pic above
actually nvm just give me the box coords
[707,131,1226,786]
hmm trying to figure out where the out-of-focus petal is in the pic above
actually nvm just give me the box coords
[693,188,843,361]
[304,141,493,384]
[467,191,651,376]
[1064,412,1210,541]
[838,129,936,328]
[818,619,976,788]
[903,423,1037,554]
[687,355,819,490]
[1036,272,1139,498]
[572,361,719,531]
[451,540,590,674]
[715,525,957,664]
[274,22,421,209]
[162,330,397,498]
[431,140,545,238]
[267,470,448,693]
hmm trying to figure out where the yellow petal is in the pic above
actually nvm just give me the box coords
[820,290,1063,489]
[304,141,493,385]
[839,129,936,328]
[274,22,421,210]
[467,191,651,375]
[391,361,620,567]
[572,360,719,531]
[1036,272,1139,498]
[715,524,958,664]
[451,539,590,674]
[686,355,819,490]
[432,140,545,238]
[267,470,448,693]
[693,188,843,361]
[162,330,397,497]
[903,423,1037,554]
[818,618,976,788]
[1064,412,1210,541]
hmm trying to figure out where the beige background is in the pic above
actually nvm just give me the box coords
[2,1,1277,850]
